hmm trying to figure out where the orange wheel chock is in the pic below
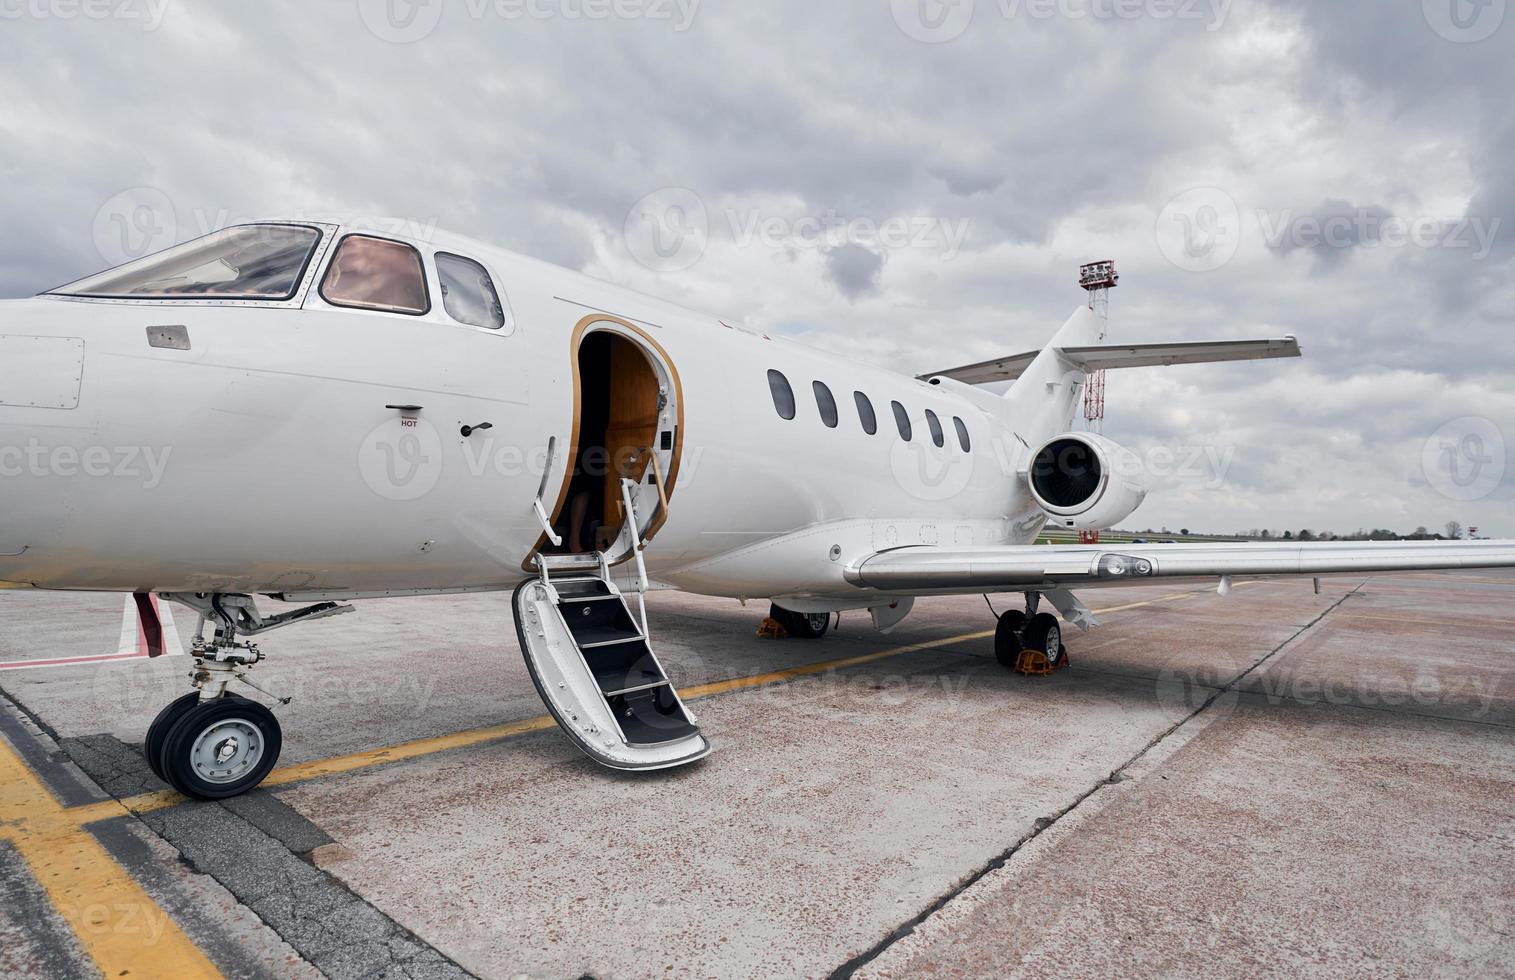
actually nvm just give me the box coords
[1015,649,1055,676]
[755,617,790,639]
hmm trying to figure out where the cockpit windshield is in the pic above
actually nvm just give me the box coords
[50,224,322,301]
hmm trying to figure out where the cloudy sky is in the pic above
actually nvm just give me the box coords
[1,0,1509,536]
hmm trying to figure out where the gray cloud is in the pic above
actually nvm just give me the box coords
[823,243,884,300]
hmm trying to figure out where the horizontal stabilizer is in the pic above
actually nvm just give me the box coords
[921,337,1301,386]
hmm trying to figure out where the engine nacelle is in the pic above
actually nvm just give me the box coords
[1027,433,1147,531]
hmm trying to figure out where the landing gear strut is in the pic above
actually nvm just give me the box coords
[993,592,1068,671]
[143,593,351,800]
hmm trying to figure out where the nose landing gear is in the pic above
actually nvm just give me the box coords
[143,593,352,800]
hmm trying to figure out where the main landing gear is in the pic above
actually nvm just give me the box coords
[993,592,1069,672]
[769,603,831,639]
[145,594,351,799]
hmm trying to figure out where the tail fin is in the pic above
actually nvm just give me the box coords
[1000,305,1104,445]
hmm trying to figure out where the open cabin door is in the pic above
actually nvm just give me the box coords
[529,320,681,569]
[516,318,706,770]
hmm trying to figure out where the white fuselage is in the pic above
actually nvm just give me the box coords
[0,222,1063,607]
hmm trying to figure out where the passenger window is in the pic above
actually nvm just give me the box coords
[854,391,877,435]
[953,416,971,452]
[891,401,912,441]
[926,410,945,448]
[436,252,509,330]
[813,381,838,428]
[320,235,429,315]
[768,370,796,420]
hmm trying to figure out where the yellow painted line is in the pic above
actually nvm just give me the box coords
[79,584,1238,822]
[0,737,221,978]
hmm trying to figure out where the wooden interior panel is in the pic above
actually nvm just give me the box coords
[602,336,661,530]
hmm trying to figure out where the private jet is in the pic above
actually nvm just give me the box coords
[2,221,1510,799]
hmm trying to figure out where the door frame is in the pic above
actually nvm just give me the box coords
[525,314,685,567]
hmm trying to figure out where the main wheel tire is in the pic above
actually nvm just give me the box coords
[994,610,1027,668]
[145,693,202,782]
[1023,613,1062,661]
[158,696,282,800]
[771,604,830,639]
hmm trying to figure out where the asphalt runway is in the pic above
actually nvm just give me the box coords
[1,571,1512,978]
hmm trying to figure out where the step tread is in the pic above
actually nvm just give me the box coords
[579,634,646,649]
[600,677,672,697]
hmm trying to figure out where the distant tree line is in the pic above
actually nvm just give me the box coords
[1132,522,1470,541]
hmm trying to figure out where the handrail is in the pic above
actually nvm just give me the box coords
[619,477,650,633]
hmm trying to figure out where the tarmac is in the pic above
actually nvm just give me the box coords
[1,570,1511,978]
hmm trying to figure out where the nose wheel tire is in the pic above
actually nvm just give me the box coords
[994,610,1027,668]
[771,604,830,639]
[144,692,204,782]
[156,695,282,800]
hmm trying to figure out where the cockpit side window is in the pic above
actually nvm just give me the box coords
[436,252,510,330]
[50,224,321,301]
[319,235,429,315]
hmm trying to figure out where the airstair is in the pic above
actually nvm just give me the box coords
[513,478,709,770]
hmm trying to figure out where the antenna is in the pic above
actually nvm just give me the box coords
[1078,261,1117,545]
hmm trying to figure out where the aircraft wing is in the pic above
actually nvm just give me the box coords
[845,539,1515,593]
[920,337,1301,386]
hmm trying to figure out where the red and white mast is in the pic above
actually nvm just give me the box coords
[1077,260,1117,544]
